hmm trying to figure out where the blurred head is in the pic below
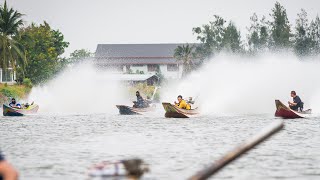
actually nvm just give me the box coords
[136,91,140,96]
[11,98,16,104]
[177,95,182,102]
[291,91,296,97]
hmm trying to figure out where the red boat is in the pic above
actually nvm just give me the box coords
[275,100,311,119]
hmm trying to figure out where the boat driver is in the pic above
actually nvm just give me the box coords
[288,91,303,111]
[9,98,21,109]
[174,95,191,110]
[133,91,148,108]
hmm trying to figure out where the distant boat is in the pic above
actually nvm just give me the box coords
[162,102,199,118]
[3,104,39,116]
[116,105,155,115]
[274,100,311,119]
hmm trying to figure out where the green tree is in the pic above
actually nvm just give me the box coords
[19,22,69,85]
[269,2,292,50]
[310,15,320,55]
[294,9,314,57]
[247,13,260,53]
[174,44,195,75]
[222,22,242,53]
[0,0,26,70]
[69,49,93,63]
[193,15,226,58]
[259,17,269,49]
[247,14,269,54]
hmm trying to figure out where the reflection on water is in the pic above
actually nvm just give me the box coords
[1,112,320,180]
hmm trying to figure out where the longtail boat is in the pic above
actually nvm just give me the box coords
[116,105,155,115]
[3,104,39,116]
[275,100,311,119]
[162,102,199,118]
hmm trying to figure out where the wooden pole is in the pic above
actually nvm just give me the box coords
[189,120,284,180]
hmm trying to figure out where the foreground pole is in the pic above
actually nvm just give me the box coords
[189,120,284,180]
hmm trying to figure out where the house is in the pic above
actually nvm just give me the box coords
[112,74,159,86]
[94,44,184,79]
[0,68,16,84]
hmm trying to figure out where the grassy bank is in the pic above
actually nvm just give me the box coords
[0,84,32,104]
[128,83,161,102]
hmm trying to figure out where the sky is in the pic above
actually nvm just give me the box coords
[3,0,320,56]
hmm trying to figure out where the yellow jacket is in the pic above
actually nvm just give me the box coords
[175,100,191,110]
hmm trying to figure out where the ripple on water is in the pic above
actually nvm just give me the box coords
[0,114,320,179]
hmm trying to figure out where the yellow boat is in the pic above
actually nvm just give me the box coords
[162,102,199,118]
[3,104,39,116]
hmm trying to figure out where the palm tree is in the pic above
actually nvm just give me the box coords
[0,0,26,71]
[174,44,195,75]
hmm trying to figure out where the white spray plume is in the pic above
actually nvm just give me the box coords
[161,53,320,115]
[28,62,128,114]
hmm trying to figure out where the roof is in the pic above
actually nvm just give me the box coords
[95,57,181,65]
[95,43,183,58]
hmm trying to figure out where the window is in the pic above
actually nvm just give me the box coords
[148,64,159,72]
[167,64,179,72]
[2,69,14,82]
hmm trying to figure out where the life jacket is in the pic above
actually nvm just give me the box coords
[177,100,191,110]
[186,103,191,110]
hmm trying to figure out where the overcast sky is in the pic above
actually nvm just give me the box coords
[4,0,320,56]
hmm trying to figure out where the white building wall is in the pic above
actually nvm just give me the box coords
[123,64,183,79]
[129,65,148,74]
[159,64,183,79]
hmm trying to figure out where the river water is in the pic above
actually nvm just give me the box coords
[1,108,320,180]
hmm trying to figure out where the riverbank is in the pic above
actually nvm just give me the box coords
[0,83,32,104]
[128,83,160,102]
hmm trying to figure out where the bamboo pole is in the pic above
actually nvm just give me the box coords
[189,120,284,180]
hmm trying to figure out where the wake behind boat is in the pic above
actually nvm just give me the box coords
[3,104,39,116]
[162,102,199,118]
[275,100,311,119]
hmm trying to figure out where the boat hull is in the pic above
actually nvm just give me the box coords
[3,104,39,116]
[162,102,199,118]
[116,105,155,115]
[275,100,311,119]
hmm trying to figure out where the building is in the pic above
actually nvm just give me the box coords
[112,74,159,86]
[0,68,16,84]
[94,44,184,79]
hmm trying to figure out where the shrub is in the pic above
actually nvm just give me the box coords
[0,84,31,100]
[0,88,17,99]
[128,83,160,100]
[23,78,33,88]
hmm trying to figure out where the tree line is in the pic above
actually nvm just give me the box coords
[175,2,320,74]
[0,1,92,85]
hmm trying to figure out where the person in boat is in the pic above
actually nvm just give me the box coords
[187,97,195,104]
[133,91,149,108]
[288,91,304,111]
[8,98,21,109]
[0,151,19,180]
[174,95,191,110]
